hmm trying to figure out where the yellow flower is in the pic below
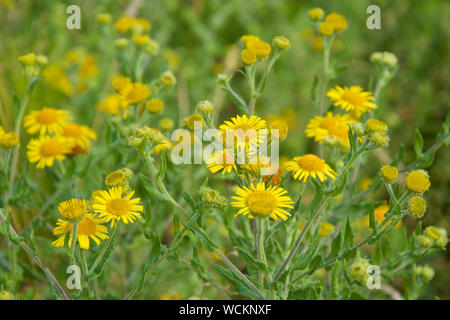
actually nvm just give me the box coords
[27,135,72,169]
[146,98,164,114]
[24,107,72,135]
[132,34,151,46]
[0,131,19,148]
[120,82,152,105]
[406,170,431,193]
[285,154,337,183]
[97,94,129,117]
[366,118,388,134]
[364,204,402,229]
[241,155,276,176]
[151,132,173,154]
[325,13,348,32]
[206,149,237,175]
[18,53,36,66]
[305,112,355,147]
[96,13,112,24]
[380,165,398,183]
[370,131,390,148]
[114,16,150,33]
[112,75,132,92]
[241,35,260,44]
[299,221,335,237]
[269,119,289,141]
[231,182,294,221]
[359,177,373,191]
[241,48,257,66]
[105,169,131,187]
[159,118,174,131]
[161,71,176,86]
[272,36,290,50]
[186,113,204,130]
[246,39,271,59]
[57,198,87,221]
[62,123,97,148]
[327,85,377,118]
[160,292,182,300]
[79,55,99,81]
[42,65,73,96]
[219,114,267,151]
[408,196,426,218]
[319,22,334,36]
[308,8,324,21]
[93,187,143,227]
[52,214,109,250]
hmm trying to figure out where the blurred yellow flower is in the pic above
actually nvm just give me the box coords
[62,123,97,148]
[27,135,71,169]
[325,13,348,32]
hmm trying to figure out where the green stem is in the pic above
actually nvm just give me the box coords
[88,223,117,275]
[70,222,79,266]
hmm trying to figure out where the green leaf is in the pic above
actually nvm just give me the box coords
[382,238,392,260]
[156,152,167,180]
[344,218,354,250]
[293,233,321,270]
[331,261,342,296]
[329,229,342,259]
[368,204,377,232]
[182,189,196,209]
[184,224,217,252]
[214,264,261,299]
[138,173,168,202]
[307,255,323,275]
[414,129,424,158]
[235,246,268,272]
[310,75,319,104]
[372,241,383,265]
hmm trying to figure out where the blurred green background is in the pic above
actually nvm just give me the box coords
[0,0,448,299]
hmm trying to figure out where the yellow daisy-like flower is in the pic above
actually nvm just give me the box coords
[42,65,74,96]
[92,187,143,227]
[364,204,402,230]
[285,154,337,183]
[52,214,109,250]
[120,82,152,105]
[206,149,237,175]
[246,39,271,59]
[219,114,267,151]
[97,94,129,118]
[269,119,289,141]
[27,135,72,169]
[299,221,335,237]
[62,123,97,148]
[114,16,151,33]
[58,198,87,221]
[24,107,72,135]
[325,13,348,32]
[380,165,398,183]
[146,98,164,114]
[319,22,334,36]
[112,74,132,92]
[241,48,257,66]
[359,177,373,191]
[231,182,294,221]
[406,170,431,193]
[0,130,19,148]
[305,112,355,147]
[308,8,324,21]
[327,86,377,118]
